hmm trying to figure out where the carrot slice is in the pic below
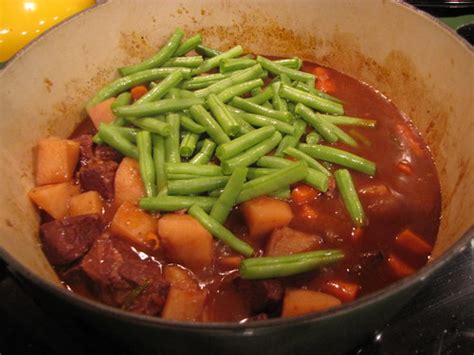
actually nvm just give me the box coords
[322,280,360,302]
[87,97,116,129]
[291,184,320,204]
[395,229,432,255]
[351,227,364,241]
[131,85,149,101]
[312,67,330,81]
[387,253,415,278]
[395,124,424,157]
[298,204,318,220]
[218,256,242,269]
[397,161,413,175]
[316,79,336,93]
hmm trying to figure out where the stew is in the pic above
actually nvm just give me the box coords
[29,29,441,322]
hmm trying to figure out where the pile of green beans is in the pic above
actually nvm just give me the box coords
[87,28,379,269]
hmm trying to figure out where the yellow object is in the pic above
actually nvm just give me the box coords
[0,0,96,62]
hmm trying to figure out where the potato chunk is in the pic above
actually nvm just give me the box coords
[282,289,341,318]
[29,182,80,219]
[241,196,293,238]
[35,137,80,185]
[69,191,103,216]
[158,214,214,271]
[114,157,145,206]
[265,227,321,256]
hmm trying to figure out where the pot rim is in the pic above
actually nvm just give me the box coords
[0,0,473,332]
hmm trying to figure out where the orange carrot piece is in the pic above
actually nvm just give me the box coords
[131,85,149,101]
[395,229,432,255]
[316,79,336,93]
[291,184,320,204]
[351,227,364,241]
[387,253,415,278]
[87,97,116,129]
[298,204,318,220]
[397,161,413,175]
[218,256,242,269]
[282,289,341,318]
[312,67,330,81]
[396,124,425,157]
[322,280,360,303]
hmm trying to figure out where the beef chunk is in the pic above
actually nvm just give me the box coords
[95,144,123,163]
[79,160,118,200]
[40,214,101,266]
[125,279,170,316]
[74,135,94,166]
[234,279,284,315]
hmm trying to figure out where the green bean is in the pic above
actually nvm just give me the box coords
[231,113,255,135]
[239,249,344,279]
[270,187,291,199]
[293,81,343,104]
[140,195,216,212]
[306,131,320,145]
[207,94,240,137]
[208,188,224,197]
[162,56,204,68]
[319,114,377,128]
[220,58,257,73]
[114,98,204,117]
[298,144,376,175]
[167,176,229,195]
[125,116,170,136]
[97,124,138,159]
[250,87,262,97]
[179,113,206,134]
[246,86,274,105]
[349,129,372,146]
[262,101,274,110]
[280,73,292,85]
[162,90,181,163]
[256,155,328,192]
[179,132,200,158]
[93,92,132,144]
[237,161,308,203]
[275,118,306,156]
[334,169,366,227]
[216,126,275,161]
[119,28,184,76]
[135,71,183,105]
[137,131,156,197]
[167,174,203,180]
[217,79,264,103]
[247,168,279,179]
[110,126,139,142]
[195,44,221,58]
[256,55,315,83]
[189,105,231,145]
[274,57,303,70]
[188,205,254,257]
[319,115,358,147]
[86,68,192,108]
[178,89,196,98]
[230,97,293,122]
[194,64,264,98]
[152,134,167,192]
[166,162,222,176]
[271,82,288,112]
[181,73,230,90]
[210,167,248,224]
[283,146,331,176]
[295,103,338,143]
[229,110,295,135]
[174,34,202,56]
[221,132,282,174]
[280,84,344,115]
[192,45,243,75]
[189,139,216,164]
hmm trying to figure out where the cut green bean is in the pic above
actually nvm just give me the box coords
[293,81,343,104]
[137,131,156,197]
[195,44,221,58]
[349,129,372,146]
[271,82,288,112]
[167,174,203,180]
[298,144,376,175]
[257,55,315,83]
[231,113,255,135]
[207,94,240,136]
[189,104,231,145]
[219,58,257,73]
[181,73,230,90]
[230,96,293,122]
[239,249,344,279]
[250,87,262,97]
[168,176,229,195]
[119,28,184,76]
[93,92,132,144]
[319,114,358,147]
[166,162,222,176]
[295,103,338,143]
[274,57,303,70]
[140,195,216,212]
[125,116,170,136]
[247,168,279,179]
[229,110,295,135]
[283,146,331,176]
[188,205,254,257]
[237,161,308,203]
[216,126,275,161]
[280,84,344,115]
[152,134,167,192]
[319,115,377,128]
[97,124,138,159]
[334,169,366,227]
[280,73,292,85]
[217,79,264,103]
[179,113,206,134]
[189,139,216,164]
[246,86,274,105]
[275,118,306,157]
[270,187,291,199]
[162,56,204,68]
[210,167,248,224]
[179,132,200,158]
[163,90,181,163]
[306,131,320,145]
[192,45,243,75]
[136,71,184,105]
[114,98,204,117]
[174,34,202,56]
[109,126,139,143]
[221,132,282,174]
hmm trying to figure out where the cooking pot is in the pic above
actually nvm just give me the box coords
[0,1,472,354]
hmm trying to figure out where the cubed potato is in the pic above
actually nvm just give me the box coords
[163,265,200,291]
[69,191,104,216]
[29,182,80,219]
[114,157,145,206]
[158,214,214,271]
[35,137,80,185]
[110,201,158,250]
[282,289,341,318]
[161,287,207,321]
[241,196,293,238]
[86,97,116,129]
[265,227,321,256]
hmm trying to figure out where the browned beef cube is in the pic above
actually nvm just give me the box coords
[234,279,284,315]
[40,214,101,266]
[125,279,170,316]
[95,144,123,163]
[74,135,94,167]
[79,160,118,200]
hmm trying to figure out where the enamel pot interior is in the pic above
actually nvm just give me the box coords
[0,0,473,353]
